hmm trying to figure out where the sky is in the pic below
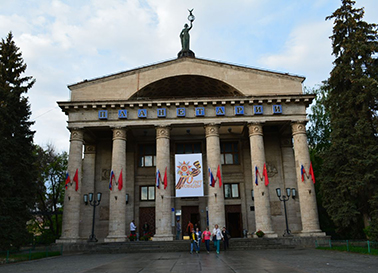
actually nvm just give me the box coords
[1,0,377,152]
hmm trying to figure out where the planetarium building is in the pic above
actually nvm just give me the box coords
[57,52,324,242]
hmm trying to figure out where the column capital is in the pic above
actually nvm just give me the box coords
[69,128,84,142]
[248,123,263,137]
[84,144,96,154]
[112,127,127,140]
[156,125,170,139]
[280,136,293,148]
[291,121,307,136]
[205,123,220,137]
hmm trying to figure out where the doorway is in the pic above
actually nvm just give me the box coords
[182,206,200,235]
[139,207,155,235]
[225,205,242,238]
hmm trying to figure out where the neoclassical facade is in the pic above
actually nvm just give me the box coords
[57,57,324,243]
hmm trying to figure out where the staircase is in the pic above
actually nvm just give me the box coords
[57,237,324,254]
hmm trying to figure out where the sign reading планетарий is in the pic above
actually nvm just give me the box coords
[98,105,283,120]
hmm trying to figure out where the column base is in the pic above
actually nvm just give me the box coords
[263,232,278,238]
[152,234,175,241]
[104,236,127,243]
[56,237,82,244]
[298,230,326,237]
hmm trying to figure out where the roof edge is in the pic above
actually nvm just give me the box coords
[68,57,306,90]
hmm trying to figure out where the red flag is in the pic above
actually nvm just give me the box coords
[73,169,79,191]
[163,167,168,189]
[65,172,70,190]
[216,165,222,188]
[263,163,269,186]
[309,162,315,184]
[118,169,123,190]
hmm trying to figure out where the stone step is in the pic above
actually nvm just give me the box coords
[57,237,303,254]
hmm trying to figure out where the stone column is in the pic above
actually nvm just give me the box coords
[154,126,174,241]
[57,128,84,243]
[248,123,276,237]
[80,145,96,239]
[105,128,127,242]
[291,121,323,235]
[205,124,225,229]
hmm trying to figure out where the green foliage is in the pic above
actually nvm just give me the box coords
[0,32,38,250]
[306,85,331,153]
[31,144,68,244]
[306,85,338,237]
[320,0,378,239]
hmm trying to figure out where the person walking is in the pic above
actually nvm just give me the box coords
[189,228,198,254]
[186,220,193,235]
[195,227,201,253]
[130,220,137,235]
[222,227,230,250]
[212,224,223,254]
[176,219,181,240]
[202,226,211,253]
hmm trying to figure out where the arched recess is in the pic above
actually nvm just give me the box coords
[129,75,244,100]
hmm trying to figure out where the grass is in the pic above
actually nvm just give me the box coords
[0,250,61,264]
[317,245,378,255]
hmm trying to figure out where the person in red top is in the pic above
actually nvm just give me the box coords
[186,221,194,235]
[202,226,212,253]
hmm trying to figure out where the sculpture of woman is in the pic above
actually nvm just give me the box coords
[180,22,192,51]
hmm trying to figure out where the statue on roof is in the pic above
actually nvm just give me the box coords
[178,9,195,58]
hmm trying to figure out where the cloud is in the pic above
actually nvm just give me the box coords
[258,20,334,87]
[2,0,377,152]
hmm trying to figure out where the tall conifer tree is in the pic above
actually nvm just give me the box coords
[320,0,378,238]
[0,32,38,249]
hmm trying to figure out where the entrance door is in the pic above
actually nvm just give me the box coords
[225,205,242,238]
[182,206,200,235]
[139,207,155,235]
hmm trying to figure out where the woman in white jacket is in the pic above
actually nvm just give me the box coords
[212,224,223,254]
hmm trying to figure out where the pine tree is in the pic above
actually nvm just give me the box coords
[0,32,38,249]
[320,0,378,238]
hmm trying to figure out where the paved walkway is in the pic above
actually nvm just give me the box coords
[1,249,378,273]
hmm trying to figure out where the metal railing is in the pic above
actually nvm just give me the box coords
[315,239,378,255]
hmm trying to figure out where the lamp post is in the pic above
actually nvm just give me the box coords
[83,192,102,242]
[275,188,296,236]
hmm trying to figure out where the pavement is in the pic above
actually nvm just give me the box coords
[1,248,378,273]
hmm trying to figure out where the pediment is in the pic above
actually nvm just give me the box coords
[68,58,305,102]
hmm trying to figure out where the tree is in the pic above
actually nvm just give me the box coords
[31,144,68,244]
[306,85,338,237]
[320,0,378,239]
[0,32,38,249]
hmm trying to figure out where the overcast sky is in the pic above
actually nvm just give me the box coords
[1,0,377,152]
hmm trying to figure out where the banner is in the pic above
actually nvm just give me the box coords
[175,153,204,197]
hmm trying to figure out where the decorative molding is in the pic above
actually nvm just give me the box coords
[84,145,96,154]
[205,123,219,137]
[291,121,307,136]
[248,123,263,137]
[102,169,110,181]
[70,128,84,141]
[156,126,170,139]
[280,136,293,148]
[266,162,278,177]
[112,128,127,140]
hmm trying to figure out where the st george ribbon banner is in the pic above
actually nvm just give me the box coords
[175,153,204,197]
